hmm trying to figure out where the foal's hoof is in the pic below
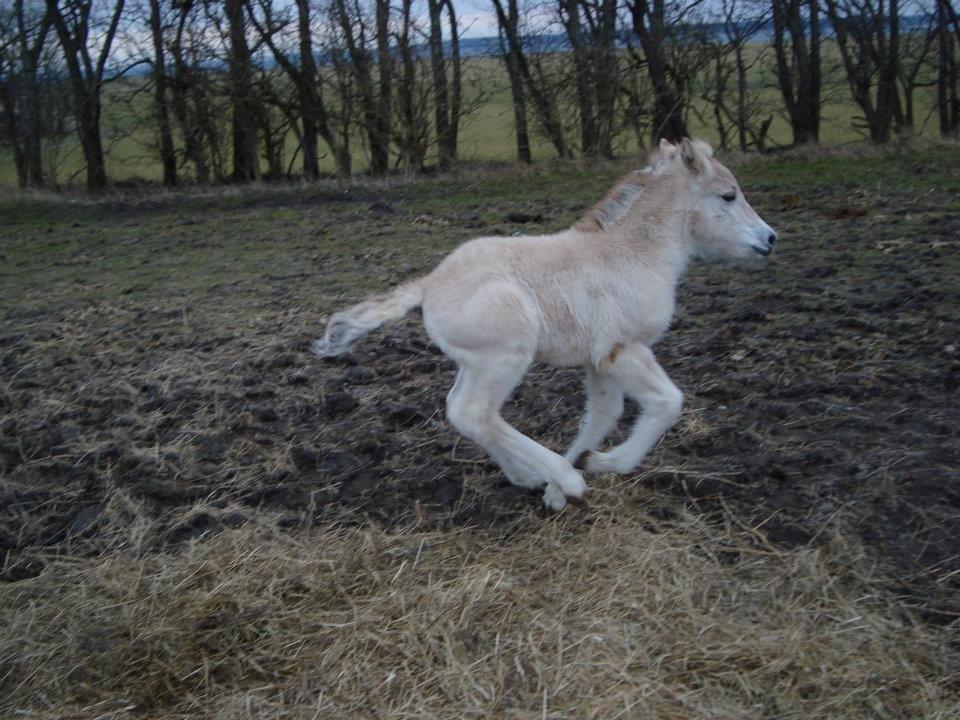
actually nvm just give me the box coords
[571,451,589,470]
[542,484,589,514]
[542,485,567,514]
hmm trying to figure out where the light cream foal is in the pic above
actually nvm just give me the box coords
[312,139,777,511]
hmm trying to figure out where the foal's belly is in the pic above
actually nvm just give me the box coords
[533,295,674,368]
[534,341,591,368]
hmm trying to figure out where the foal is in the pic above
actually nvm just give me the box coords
[312,139,777,511]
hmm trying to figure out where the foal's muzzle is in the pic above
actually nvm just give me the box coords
[751,227,777,257]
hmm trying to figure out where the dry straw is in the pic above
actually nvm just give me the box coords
[2,492,958,719]
[0,492,960,720]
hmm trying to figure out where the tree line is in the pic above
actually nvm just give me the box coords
[0,0,955,191]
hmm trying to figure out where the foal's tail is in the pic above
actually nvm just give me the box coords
[310,280,424,357]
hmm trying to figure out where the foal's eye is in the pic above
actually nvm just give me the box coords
[721,191,737,203]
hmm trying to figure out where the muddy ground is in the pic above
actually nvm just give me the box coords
[1,147,959,624]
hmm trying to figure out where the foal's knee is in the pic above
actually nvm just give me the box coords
[650,385,683,425]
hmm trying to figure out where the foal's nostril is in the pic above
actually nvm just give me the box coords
[767,232,777,246]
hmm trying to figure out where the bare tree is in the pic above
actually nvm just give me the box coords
[770,0,821,144]
[145,0,176,185]
[223,0,258,180]
[619,57,652,150]
[626,0,704,143]
[374,0,390,173]
[252,66,289,177]
[445,0,462,163]
[426,0,462,169]
[6,0,957,194]
[492,0,531,162]
[823,0,902,143]
[391,0,427,171]
[332,0,391,175]
[246,0,347,177]
[44,0,129,191]
[0,9,24,184]
[559,0,619,157]
[491,0,532,162]
[699,0,771,151]
[320,14,355,174]
[166,0,222,182]
[491,0,569,158]
[938,0,960,135]
[0,0,52,188]
[895,7,935,130]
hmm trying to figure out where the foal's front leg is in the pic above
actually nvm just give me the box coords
[582,343,683,475]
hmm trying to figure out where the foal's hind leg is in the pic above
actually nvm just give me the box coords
[583,343,683,476]
[564,367,624,467]
[446,357,587,512]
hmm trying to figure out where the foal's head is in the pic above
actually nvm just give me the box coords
[657,138,777,262]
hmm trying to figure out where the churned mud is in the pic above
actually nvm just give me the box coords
[2,151,958,623]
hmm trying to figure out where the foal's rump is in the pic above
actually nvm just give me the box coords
[422,277,542,364]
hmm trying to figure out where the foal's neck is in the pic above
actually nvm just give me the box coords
[573,166,694,286]
[608,172,693,282]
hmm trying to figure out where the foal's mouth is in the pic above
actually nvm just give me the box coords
[751,244,772,257]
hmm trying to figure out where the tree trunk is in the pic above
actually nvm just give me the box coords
[939,0,960,135]
[712,54,729,150]
[170,14,209,183]
[735,46,749,151]
[501,32,531,163]
[561,0,598,156]
[491,0,568,158]
[495,7,531,163]
[299,97,320,179]
[296,0,319,179]
[876,0,900,140]
[15,0,50,187]
[148,0,177,186]
[0,81,28,187]
[77,98,107,191]
[225,0,259,181]
[372,0,391,175]
[395,0,422,172]
[446,0,462,163]
[428,0,452,169]
[22,66,44,186]
[771,0,821,145]
[45,0,125,192]
[629,0,688,143]
[595,0,619,158]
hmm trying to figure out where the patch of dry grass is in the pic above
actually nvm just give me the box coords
[2,493,957,719]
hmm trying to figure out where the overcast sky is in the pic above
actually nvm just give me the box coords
[450,0,505,39]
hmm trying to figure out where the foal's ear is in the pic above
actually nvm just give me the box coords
[680,138,712,177]
[658,138,676,152]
